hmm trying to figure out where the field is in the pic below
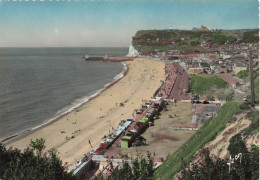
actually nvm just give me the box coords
[116,102,194,159]
[190,75,227,94]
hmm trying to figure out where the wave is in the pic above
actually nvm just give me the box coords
[36,62,127,129]
[1,62,128,143]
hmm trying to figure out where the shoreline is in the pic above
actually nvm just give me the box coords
[2,63,129,145]
[6,59,165,167]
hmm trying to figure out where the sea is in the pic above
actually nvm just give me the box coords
[0,47,128,140]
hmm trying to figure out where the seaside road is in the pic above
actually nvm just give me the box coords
[7,58,165,168]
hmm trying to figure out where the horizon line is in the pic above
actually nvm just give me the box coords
[0,46,130,48]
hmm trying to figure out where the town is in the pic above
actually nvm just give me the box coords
[70,26,259,179]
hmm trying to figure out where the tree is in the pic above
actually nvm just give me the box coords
[103,152,154,180]
[190,41,200,46]
[227,36,237,44]
[228,134,248,157]
[30,138,46,156]
[183,136,259,180]
[132,157,140,180]
[0,140,75,180]
[212,31,228,45]
[242,31,259,43]
[249,145,259,179]
[179,40,189,45]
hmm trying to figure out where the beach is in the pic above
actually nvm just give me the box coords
[7,58,165,167]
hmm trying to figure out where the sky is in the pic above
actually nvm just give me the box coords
[0,0,258,47]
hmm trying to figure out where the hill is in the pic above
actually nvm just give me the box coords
[132,29,259,54]
[153,102,259,179]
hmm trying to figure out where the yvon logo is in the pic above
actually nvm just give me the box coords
[227,153,242,173]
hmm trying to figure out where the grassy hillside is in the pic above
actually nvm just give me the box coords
[154,102,242,180]
[246,76,259,104]
[133,29,258,54]
[135,30,177,40]
[190,75,227,94]
[235,70,250,82]
[244,111,259,136]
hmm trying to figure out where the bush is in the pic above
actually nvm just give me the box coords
[242,31,259,43]
[183,144,259,180]
[228,134,248,157]
[190,41,200,46]
[0,139,75,180]
[96,152,154,180]
[235,70,249,81]
[244,111,259,135]
[239,102,250,110]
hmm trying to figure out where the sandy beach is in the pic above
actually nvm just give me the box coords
[7,59,165,167]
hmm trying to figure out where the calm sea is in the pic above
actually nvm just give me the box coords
[0,47,128,140]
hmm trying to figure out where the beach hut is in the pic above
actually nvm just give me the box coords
[127,115,135,121]
[139,116,149,123]
[121,136,132,148]
[73,160,93,179]
[146,108,156,119]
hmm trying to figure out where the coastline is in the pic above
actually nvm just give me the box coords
[6,58,165,168]
[1,63,128,144]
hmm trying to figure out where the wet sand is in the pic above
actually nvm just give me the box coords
[7,59,165,168]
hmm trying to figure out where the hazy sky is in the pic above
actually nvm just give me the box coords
[0,0,258,47]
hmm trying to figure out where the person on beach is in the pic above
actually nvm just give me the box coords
[88,139,93,148]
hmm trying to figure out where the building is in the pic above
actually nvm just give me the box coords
[192,25,210,32]
[219,65,228,73]
[188,67,204,75]
[233,62,247,74]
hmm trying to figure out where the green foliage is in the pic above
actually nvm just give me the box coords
[190,75,227,94]
[178,31,204,38]
[173,45,205,53]
[228,134,248,157]
[0,140,75,180]
[135,30,177,40]
[183,150,230,180]
[134,44,171,52]
[154,102,242,180]
[179,40,189,45]
[239,102,250,110]
[226,135,259,180]
[226,36,237,44]
[190,40,200,46]
[211,31,228,45]
[183,145,259,180]
[235,70,249,82]
[174,39,181,43]
[244,111,259,135]
[242,31,259,43]
[209,31,237,45]
[30,138,46,156]
[247,76,260,104]
[248,145,259,179]
[134,29,256,54]
[98,153,154,180]
[95,172,104,180]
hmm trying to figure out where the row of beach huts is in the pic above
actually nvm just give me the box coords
[72,97,165,179]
